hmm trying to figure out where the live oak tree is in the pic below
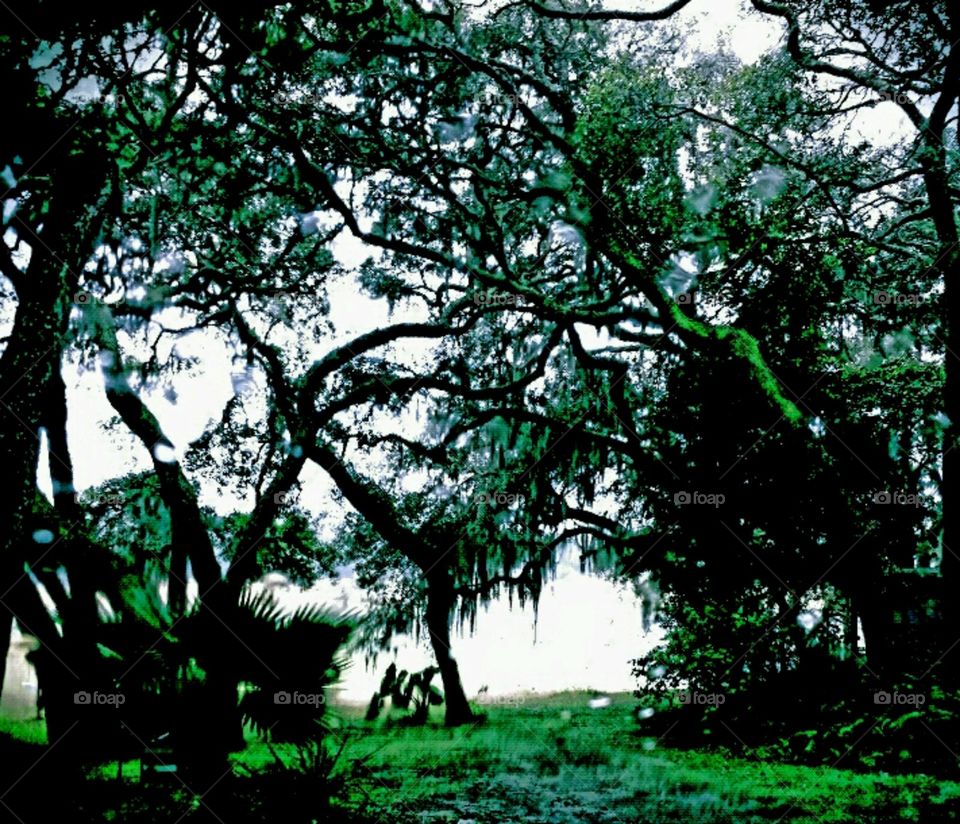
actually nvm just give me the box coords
[744,0,959,682]
[3,0,957,748]
[0,3,335,755]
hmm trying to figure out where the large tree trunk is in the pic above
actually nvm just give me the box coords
[305,443,477,722]
[4,574,81,752]
[844,598,859,663]
[0,139,107,711]
[166,543,188,618]
[915,85,960,681]
[0,318,64,709]
[0,611,11,710]
[854,589,894,682]
[425,572,477,727]
[940,249,960,685]
[99,322,248,755]
[43,367,103,703]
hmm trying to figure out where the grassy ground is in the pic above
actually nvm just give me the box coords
[229,691,959,823]
[0,716,46,745]
[4,693,959,822]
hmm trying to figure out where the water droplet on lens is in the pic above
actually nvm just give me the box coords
[153,443,177,463]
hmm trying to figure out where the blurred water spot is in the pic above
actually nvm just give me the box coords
[300,212,321,236]
[436,113,476,143]
[752,165,786,202]
[686,183,717,215]
[153,443,177,463]
[231,369,256,396]
[797,610,821,632]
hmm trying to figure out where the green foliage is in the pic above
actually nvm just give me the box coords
[83,472,171,569]
[364,662,444,725]
[3,0,959,800]
[232,589,353,745]
[331,693,960,822]
[85,577,352,771]
[214,508,339,588]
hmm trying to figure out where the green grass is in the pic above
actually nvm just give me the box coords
[6,693,958,822]
[298,691,958,823]
[0,716,47,746]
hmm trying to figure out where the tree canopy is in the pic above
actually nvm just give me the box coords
[0,0,957,765]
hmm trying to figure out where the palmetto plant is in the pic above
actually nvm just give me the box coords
[91,576,352,771]
[231,589,353,745]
